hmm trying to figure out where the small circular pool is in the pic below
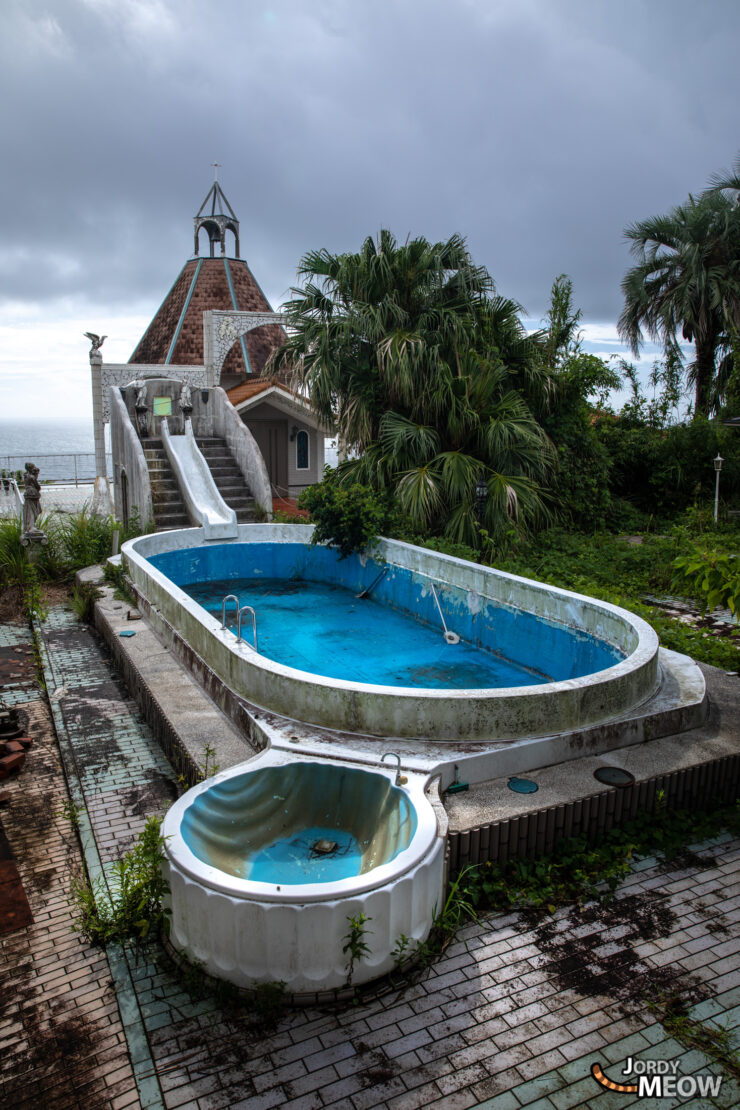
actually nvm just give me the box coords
[180,761,418,884]
[163,757,444,994]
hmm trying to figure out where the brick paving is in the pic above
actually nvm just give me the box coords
[2,604,740,1108]
[0,620,141,1109]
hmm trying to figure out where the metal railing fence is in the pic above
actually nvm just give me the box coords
[0,453,113,486]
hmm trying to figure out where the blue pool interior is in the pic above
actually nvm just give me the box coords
[181,762,417,884]
[149,542,625,689]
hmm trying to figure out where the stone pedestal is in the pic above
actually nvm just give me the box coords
[20,528,49,564]
[91,476,112,518]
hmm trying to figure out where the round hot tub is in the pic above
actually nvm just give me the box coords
[163,757,444,994]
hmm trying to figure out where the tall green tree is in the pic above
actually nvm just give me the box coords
[274,230,554,545]
[539,276,621,529]
[618,188,740,417]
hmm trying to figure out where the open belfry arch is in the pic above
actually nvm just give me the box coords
[194,165,241,258]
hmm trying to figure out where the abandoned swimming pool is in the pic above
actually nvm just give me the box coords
[122,524,661,741]
[177,571,625,689]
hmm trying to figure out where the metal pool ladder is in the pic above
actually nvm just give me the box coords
[237,605,258,651]
[221,594,239,628]
[220,594,258,652]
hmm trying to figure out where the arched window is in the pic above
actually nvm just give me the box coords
[120,469,129,529]
[296,429,309,470]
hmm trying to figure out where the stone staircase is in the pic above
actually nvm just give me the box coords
[142,436,257,532]
[195,437,256,523]
[142,439,190,531]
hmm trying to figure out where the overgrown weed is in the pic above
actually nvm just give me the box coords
[71,815,170,949]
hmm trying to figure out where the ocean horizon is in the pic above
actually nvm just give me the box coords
[0,418,105,484]
[0,419,339,479]
[0,418,96,459]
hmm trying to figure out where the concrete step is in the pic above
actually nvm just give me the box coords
[212,479,250,493]
[208,470,245,482]
[152,491,185,506]
[155,512,190,528]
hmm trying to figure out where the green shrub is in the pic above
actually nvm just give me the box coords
[463,799,740,915]
[54,509,117,570]
[298,470,391,557]
[71,582,103,624]
[71,816,169,947]
[0,509,149,593]
[0,516,34,587]
[271,509,309,524]
[673,546,740,615]
[596,416,740,520]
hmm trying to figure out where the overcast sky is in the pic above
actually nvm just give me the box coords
[1,0,738,421]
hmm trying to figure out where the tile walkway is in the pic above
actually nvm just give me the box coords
[0,620,141,1109]
[2,602,740,1108]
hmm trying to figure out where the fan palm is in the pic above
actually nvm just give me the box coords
[273,230,553,544]
[618,191,740,416]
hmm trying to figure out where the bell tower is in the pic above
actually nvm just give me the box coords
[193,163,240,258]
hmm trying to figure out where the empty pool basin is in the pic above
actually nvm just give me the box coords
[122,525,661,741]
[162,756,445,994]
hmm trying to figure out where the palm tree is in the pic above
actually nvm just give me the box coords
[707,153,740,206]
[273,230,553,544]
[618,190,740,416]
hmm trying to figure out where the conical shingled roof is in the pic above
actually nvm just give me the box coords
[129,179,286,381]
[129,257,286,379]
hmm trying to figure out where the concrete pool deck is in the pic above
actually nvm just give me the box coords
[2,598,740,1107]
[88,570,738,864]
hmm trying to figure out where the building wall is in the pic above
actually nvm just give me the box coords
[240,399,324,498]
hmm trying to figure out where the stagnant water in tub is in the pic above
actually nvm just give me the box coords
[186,577,604,688]
[250,826,363,883]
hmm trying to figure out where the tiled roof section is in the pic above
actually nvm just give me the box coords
[129,258,287,378]
[226,379,298,406]
[129,262,195,364]
[225,258,287,377]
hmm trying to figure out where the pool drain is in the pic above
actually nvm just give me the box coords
[508,776,538,794]
[311,838,339,855]
[594,766,635,788]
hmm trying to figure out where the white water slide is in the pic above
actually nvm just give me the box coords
[161,418,238,540]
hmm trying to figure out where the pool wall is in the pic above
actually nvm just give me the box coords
[122,524,660,741]
[162,752,445,993]
[147,540,624,685]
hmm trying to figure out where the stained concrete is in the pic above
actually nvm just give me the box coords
[81,566,254,776]
[445,662,740,833]
[84,562,740,842]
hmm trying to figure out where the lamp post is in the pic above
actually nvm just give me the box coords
[475,479,488,529]
[714,453,724,524]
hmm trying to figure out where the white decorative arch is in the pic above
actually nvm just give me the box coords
[203,309,285,383]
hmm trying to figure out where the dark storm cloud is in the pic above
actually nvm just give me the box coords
[1,0,739,323]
